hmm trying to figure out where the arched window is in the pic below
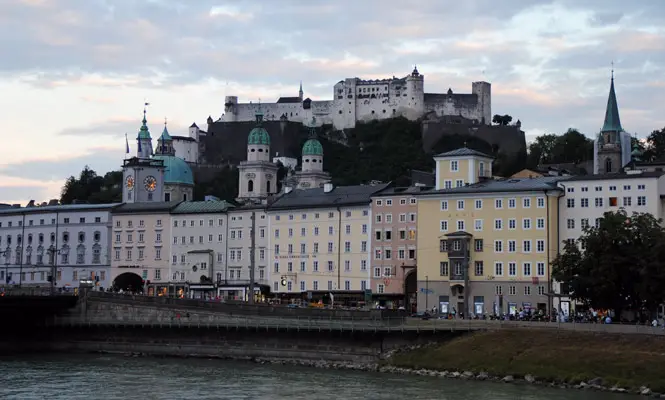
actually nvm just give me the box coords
[605,157,613,173]
[248,180,254,192]
[266,180,271,193]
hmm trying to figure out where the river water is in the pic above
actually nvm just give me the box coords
[0,354,636,400]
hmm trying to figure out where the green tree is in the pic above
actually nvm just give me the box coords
[526,129,594,169]
[643,127,665,162]
[552,210,665,317]
[60,166,122,204]
[492,114,513,126]
[526,134,558,168]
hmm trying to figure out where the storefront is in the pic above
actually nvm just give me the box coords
[188,283,216,300]
[217,283,268,302]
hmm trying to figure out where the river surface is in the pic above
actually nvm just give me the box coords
[0,354,637,400]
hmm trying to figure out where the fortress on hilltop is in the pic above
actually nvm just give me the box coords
[221,67,492,130]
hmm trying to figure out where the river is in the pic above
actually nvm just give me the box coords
[0,354,636,399]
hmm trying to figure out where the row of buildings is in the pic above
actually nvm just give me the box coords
[1,74,663,317]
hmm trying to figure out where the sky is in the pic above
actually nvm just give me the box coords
[1,0,664,205]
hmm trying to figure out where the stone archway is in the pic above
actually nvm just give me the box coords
[113,272,143,293]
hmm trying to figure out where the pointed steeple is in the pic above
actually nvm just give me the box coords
[299,81,303,101]
[601,69,623,133]
[137,106,151,140]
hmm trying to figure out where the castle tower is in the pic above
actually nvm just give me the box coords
[296,116,331,189]
[595,70,627,174]
[237,107,279,201]
[405,66,425,115]
[155,118,175,156]
[122,107,166,203]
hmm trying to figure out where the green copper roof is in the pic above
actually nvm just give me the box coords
[302,138,323,156]
[137,111,151,140]
[152,155,194,185]
[160,125,172,141]
[601,76,623,133]
[248,109,270,145]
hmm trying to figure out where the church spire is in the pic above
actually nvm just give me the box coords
[601,68,623,133]
[299,81,303,101]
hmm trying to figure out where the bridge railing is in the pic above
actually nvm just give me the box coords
[85,291,406,322]
[46,313,665,335]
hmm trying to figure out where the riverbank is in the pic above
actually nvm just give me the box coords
[384,329,665,396]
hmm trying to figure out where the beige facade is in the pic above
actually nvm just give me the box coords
[416,148,561,315]
[370,188,424,301]
[268,205,371,295]
[110,203,174,290]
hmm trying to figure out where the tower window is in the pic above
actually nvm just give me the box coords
[267,181,271,193]
[248,180,254,192]
[165,193,171,201]
[605,158,612,173]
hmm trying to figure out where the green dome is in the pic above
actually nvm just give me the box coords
[302,138,323,156]
[152,155,194,185]
[248,127,270,145]
[137,116,151,140]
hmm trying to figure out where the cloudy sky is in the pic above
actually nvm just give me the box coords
[1,0,664,205]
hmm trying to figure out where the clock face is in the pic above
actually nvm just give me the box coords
[125,176,135,190]
[143,176,157,192]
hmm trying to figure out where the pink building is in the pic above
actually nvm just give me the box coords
[370,186,430,310]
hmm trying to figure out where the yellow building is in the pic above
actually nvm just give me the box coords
[267,182,389,304]
[416,148,561,315]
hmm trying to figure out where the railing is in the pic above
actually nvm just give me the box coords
[47,314,665,335]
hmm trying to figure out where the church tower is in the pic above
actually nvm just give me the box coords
[299,81,304,102]
[594,70,630,174]
[296,116,331,189]
[122,107,166,203]
[237,108,279,201]
[156,118,175,156]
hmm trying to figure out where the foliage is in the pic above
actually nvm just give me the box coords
[552,210,665,316]
[60,166,122,204]
[492,114,513,126]
[642,126,665,162]
[526,129,594,169]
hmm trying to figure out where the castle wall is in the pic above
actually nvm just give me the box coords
[223,71,490,130]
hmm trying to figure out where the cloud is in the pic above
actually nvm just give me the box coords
[1,0,665,203]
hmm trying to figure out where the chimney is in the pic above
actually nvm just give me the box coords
[324,183,334,193]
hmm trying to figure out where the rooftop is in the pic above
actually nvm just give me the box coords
[0,203,121,216]
[372,186,433,197]
[563,171,665,182]
[418,176,566,196]
[112,201,181,214]
[434,147,494,159]
[268,183,391,210]
[171,200,234,214]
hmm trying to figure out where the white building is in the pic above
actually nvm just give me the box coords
[555,170,665,315]
[224,206,270,301]
[222,67,491,130]
[171,123,205,164]
[169,200,231,299]
[0,202,118,291]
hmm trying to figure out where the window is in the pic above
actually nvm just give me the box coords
[509,286,516,295]
[638,184,646,190]
[508,262,516,276]
[474,261,483,276]
[474,219,483,231]
[567,219,575,229]
[522,218,531,229]
[452,240,461,251]
[537,262,546,276]
[440,262,449,276]
[474,199,482,209]
[450,160,458,171]
[495,199,503,209]
[638,196,646,206]
[508,219,516,230]
[536,240,545,253]
[523,240,532,253]
[595,197,603,207]
[581,218,589,229]
[581,198,589,207]
[494,240,503,253]
[508,240,516,252]
[457,220,465,231]
[536,218,545,229]
[439,240,448,252]
[508,198,516,209]
[440,220,448,232]
[523,262,532,276]
[537,197,545,208]
[474,239,483,252]
[494,262,503,276]
[524,286,531,295]
[494,219,502,230]
[455,179,464,188]
[523,198,531,208]
[496,286,503,295]
[567,198,575,208]
[609,197,618,207]
[623,197,632,206]
[457,200,464,210]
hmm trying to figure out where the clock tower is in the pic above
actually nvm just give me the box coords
[122,107,166,203]
[237,108,279,202]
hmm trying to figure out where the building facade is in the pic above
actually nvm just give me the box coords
[267,183,388,304]
[169,201,232,299]
[370,187,428,309]
[222,67,491,130]
[0,203,118,291]
[223,206,270,301]
[110,202,176,294]
[416,148,561,316]
[237,110,279,201]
